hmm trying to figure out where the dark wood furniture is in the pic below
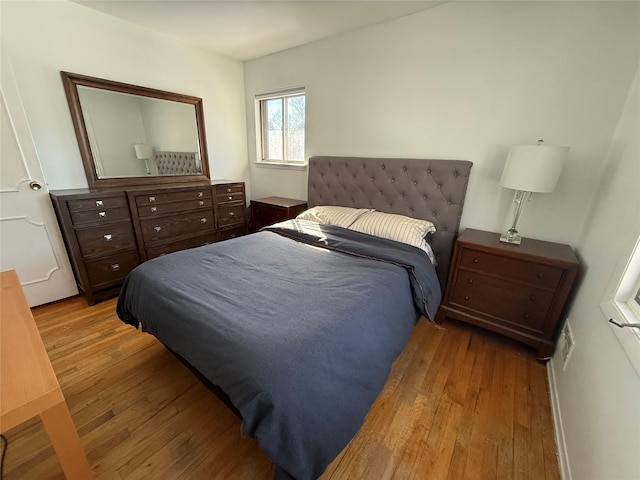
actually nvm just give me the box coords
[436,229,579,359]
[250,196,307,232]
[50,181,246,305]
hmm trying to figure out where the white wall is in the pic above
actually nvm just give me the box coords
[244,1,639,247]
[0,0,249,190]
[549,68,640,480]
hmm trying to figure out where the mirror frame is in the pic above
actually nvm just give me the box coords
[61,71,210,189]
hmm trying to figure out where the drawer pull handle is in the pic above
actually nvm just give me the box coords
[473,258,479,264]
[523,314,530,319]
[104,234,112,242]
[154,226,162,233]
[150,206,157,213]
[537,273,544,278]
[228,196,233,201]
[203,242,210,246]
[149,196,156,203]
[198,192,204,197]
[229,212,235,217]
[467,279,474,284]
[98,211,106,218]
[95,200,104,207]
[230,234,237,238]
[200,218,207,224]
[530,295,536,301]
[111,263,120,271]
[464,295,470,301]
[199,201,204,206]
[227,188,232,193]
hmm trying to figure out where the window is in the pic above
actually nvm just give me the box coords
[600,236,640,376]
[256,88,305,165]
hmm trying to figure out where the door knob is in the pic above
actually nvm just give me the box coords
[29,180,43,191]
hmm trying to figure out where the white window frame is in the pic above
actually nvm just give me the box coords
[254,87,306,167]
[600,235,640,377]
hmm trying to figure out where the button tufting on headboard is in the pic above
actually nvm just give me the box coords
[307,156,473,289]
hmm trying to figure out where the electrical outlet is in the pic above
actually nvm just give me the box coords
[561,319,575,370]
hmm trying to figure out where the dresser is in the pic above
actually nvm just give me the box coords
[250,196,308,232]
[50,181,247,305]
[436,229,579,359]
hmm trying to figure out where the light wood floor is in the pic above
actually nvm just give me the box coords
[3,296,560,480]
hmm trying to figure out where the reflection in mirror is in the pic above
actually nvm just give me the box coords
[77,86,201,179]
[61,72,210,189]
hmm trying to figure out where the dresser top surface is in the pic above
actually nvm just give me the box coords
[458,229,579,265]
[50,179,241,198]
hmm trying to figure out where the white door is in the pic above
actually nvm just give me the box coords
[0,51,77,306]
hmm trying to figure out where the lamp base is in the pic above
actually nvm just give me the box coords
[500,229,522,244]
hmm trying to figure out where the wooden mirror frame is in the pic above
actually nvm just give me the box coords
[61,71,210,189]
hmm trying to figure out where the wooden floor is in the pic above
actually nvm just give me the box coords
[2,296,560,480]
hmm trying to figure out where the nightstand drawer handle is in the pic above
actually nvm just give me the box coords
[537,273,544,278]
[154,226,162,233]
[111,263,120,271]
[95,200,103,207]
[104,234,112,242]
[473,258,479,264]
[523,314,530,319]
[467,279,474,284]
[98,211,106,218]
[464,295,470,301]
[530,295,536,301]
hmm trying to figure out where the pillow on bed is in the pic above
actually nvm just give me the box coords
[348,211,437,264]
[296,206,373,228]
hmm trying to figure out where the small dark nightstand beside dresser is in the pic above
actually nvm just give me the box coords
[250,196,308,232]
[436,229,580,359]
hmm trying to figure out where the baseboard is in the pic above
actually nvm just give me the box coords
[547,360,572,480]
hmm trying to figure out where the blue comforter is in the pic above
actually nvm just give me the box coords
[116,220,441,479]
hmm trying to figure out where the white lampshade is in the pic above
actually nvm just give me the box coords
[133,143,154,160]
[500,143,569,193]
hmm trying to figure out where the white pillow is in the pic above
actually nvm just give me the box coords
[296,206,373,228]
[348,211,437,263]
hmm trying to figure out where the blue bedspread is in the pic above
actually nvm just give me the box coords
[116,220,441,479]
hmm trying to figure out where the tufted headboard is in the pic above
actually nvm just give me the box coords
[307,156,472,289]
[155,151,202,176]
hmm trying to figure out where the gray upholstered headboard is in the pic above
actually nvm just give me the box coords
[307,156,472,288]
[155,151,202,175]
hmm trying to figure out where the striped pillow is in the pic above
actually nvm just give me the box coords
[296,206,373,228]
[348,211,437,262]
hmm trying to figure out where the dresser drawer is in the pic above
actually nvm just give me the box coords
[134,188,211,207]
[146,233,217,259]
[450,270,554,333]
[215,192,245,205]
[459,248,563,289]
[140,210,215,243]
[217,226,246,242]
[137,198,213,217]
[217,204,245,228]
[76,223,136,258]
[67,195,128,212]
[70,206,132,225]
[85,251,140,288]
[214,183,244,196]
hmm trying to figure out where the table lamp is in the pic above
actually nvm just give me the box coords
[499,140,569,244]
[133,143,154,175]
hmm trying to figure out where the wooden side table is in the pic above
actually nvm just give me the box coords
[436,229,580,359]
[1,270,92,478]
[250,196,307,232]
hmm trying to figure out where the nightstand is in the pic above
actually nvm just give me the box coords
[436,229,580,359]
[250,196,308,232]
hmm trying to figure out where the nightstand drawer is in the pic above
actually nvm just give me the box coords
[451,271,554,332]
[459,248,563,289]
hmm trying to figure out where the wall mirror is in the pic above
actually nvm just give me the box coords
[61,72,210,189]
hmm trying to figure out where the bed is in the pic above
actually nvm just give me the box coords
[155,151,202,175]
[116,155,472,480]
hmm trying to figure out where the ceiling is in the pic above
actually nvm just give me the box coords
[72,1,445,61]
